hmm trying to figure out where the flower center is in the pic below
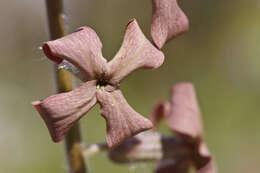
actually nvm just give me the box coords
[96,78,108,90]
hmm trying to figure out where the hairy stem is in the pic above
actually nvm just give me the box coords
[45,0,87,173]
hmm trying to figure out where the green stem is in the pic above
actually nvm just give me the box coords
[45,0,87,173]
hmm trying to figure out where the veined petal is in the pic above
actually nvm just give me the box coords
[96,89,153,148]
[151,0,189,49]
[107,19,164,85]
[168,82,217,173]
[168,82,203,139]
[43,27,108,81]
[32,80,97,142]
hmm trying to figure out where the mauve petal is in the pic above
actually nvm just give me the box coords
[156,159,190,173]
[197,158,217,173]
[43,27,108,81]
[167,82,204,139]
[96,89,153,148]
[107,19,164,85]
[151,0,189,49]
[186,142,216,173]
[168,82,217,173]
[150,101,171,128]
[32,80,97,142]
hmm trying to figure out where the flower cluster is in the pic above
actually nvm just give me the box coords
[33,0,189,148]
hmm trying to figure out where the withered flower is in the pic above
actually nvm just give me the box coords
[32,19,164,148]
[109,83,217,173]
[151,83,217,173]
[151,0,189,49]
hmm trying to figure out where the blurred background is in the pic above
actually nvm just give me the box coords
[0,0,260,172]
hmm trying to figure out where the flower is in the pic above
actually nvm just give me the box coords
[151,0,189,49]
[109,82,217,173]
[32,19,165,148]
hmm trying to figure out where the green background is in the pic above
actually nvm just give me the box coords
[0,0,260,172]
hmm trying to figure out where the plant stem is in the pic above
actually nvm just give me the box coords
[45,1,87,173]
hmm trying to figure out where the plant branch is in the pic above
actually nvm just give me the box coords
[45,0,87,173]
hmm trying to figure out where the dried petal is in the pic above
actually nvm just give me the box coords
[192,145,216,171]
[96,89,153,148]
[43,27,108,81]
[197,158,217,173]
[32,80,97,142]
[168,82,217,173]
[107,19,165,85]
[156,159,190,173]
[151,0,189,49]
[150,101,171,128]
[167,82,204,139]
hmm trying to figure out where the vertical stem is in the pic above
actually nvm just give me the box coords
[45,1,87,173]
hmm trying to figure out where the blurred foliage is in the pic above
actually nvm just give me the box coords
[0,0,260,173]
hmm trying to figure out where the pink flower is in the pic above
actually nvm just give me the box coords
[152,83,217,173]
[32,19,164,148]
[109,83,217,173]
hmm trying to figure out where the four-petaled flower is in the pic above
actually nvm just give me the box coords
[32,19,165,148]
[109,83,217,173]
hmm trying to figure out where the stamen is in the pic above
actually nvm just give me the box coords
[96,80,106,91]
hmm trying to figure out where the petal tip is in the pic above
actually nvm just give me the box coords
[180,13,189,34]
[150,101,171,127]
[32,100,43,115]
[155,51,165,68]
[172,82,194,91]
[124,18,138,34]
[151,35,165,50]
[52,135,64,143]
[42,43,63,64]
[126,18,137,28]
[32,100,41,106]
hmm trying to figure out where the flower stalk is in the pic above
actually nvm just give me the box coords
[45,0,87,173]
